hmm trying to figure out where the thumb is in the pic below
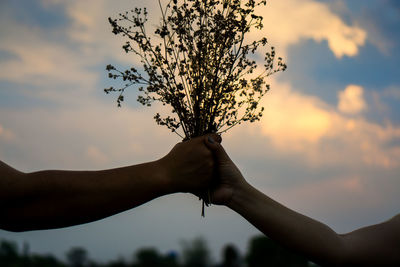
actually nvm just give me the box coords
[205,135,230,163]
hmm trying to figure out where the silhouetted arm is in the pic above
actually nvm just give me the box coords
[0,135,217,232]
[228,182,400,266]
[205,137,400,266]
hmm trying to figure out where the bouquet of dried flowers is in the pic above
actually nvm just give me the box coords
[105,0,286,215]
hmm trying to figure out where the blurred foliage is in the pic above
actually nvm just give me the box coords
[0,240,65,266]
[66,247,89,267]
[0,235,318,267]
[246,236,310,267]
[133,247,179,267]
[181,237,211,267]
[218,244,242,267]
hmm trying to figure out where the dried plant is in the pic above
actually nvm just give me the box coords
[105,0,286,215]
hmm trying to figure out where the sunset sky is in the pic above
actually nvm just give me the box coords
[1,0,399,263]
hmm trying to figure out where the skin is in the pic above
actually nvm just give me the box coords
[205,137,400,266]
[0,134,218,232]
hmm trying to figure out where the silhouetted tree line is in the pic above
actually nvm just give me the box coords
[0,236,319,267]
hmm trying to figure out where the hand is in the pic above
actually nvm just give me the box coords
[158,134,220,194]
[205,136,247,205]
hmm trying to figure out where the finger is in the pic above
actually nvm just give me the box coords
[207,133,222,143]
[205,135,230,162]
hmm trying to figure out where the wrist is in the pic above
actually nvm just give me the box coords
[154,156,183,194]
[151,159,175,195]
[227,179,255,212]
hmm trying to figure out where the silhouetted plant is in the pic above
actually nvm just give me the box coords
[66,247,89,267]
[132,248,180,267]
[246,236,310,267]
[0,239,66,267]
[134,248,162,267]
[219,244,242,267]
[181,237,211,267]
[0,240,20,265]
[105,0,286,213]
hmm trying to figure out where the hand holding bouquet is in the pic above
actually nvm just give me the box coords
[105,0,286,215]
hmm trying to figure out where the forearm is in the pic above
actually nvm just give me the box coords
[228,181,345,266]
[2,161,170,231]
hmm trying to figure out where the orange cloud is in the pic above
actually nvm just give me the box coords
[0,124,15,142]
[338,85,367,114]
[86,145,109,165]
[260,82,332,149]
[251,0,367,58]
[255,80,400,168]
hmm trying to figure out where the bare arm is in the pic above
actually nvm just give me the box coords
[0,135,216,232]
[228,181,400,266]
[205,137,400,266]
[339,214,400,266]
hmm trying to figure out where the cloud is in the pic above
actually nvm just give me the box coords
[0,22,97,89]
[264,172,387,231]
[259,82,333,147]
[44,0,156,65]
[0,0,143,90]
[252,0,367,58]
[337,85,367,114]
[59,0,367,64]
[0,0,166,109]
[370,86,400,118]
[0,124,15,142]
[255,80,400,168]
[0,100,177,170]
[86,145,109,165]
[360,0,400,55]
[0,0,367,102]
